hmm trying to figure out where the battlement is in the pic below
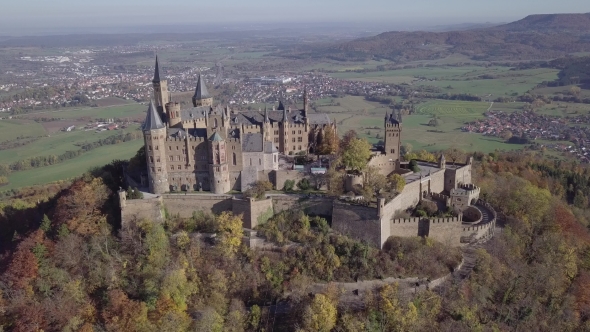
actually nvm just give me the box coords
[166,137,206,143]
[242,124,262,131]
[429,192,450,205]
[430,215,462,224]
[227,138,240,143]
[459,183,480,191]
[392,217,422,224]
[386,123,401,129]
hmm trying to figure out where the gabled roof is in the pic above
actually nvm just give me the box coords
[194,74,210,100]
[143,100,165,131]
[153,56,161,83]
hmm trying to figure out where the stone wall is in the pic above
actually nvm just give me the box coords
[162,194,232,218]
[273,196,333,217]
[121,196,164,227]
[275,170,306,191]
[232,197,274,229]
[463,206,483,224]
[368,154,397,176]
[332,201,381,247]
[428,217,463,247]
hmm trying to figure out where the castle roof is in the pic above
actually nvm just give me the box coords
[167,128,207,139]
[242,133,263,152]
[307,113,332,125]
[193,74,210,100]
[153,56,161,83]
[210,132,223,142]
[143,100,165,131]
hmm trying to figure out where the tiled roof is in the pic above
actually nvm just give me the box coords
[143,100,165,131]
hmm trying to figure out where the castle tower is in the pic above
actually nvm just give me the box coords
[384,112,401,163]
[165,101,182,128]
[143,100,169,194]
[279,107,289,153]
[152,56,169,116]
[192,74,213,107]
[208,132,231,194]
[263,106,272,142]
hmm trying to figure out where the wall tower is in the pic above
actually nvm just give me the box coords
[384,111,402,163]
[143,100,169,194]
[208,132,231,194]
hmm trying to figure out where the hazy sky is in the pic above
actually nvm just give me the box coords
[1,0,589,34]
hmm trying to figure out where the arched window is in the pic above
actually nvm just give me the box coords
[214,118,218,127]
[232,153,237,166]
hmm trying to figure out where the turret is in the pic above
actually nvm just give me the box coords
[165,101,182,128]
[192,74,213,107]
[439,154,446,169]
[152,56,169,115]
[143,100,169,194]
[208,132,230,194]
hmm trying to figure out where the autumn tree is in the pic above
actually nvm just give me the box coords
[216,212,243,258]
[388,173,406,193]
[339,130,358,151]
[340,138,371,173]
[363,166,388,201]
[318,125,339,155]
[302,294,337,332]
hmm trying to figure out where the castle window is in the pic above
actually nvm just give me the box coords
[169,156,173,161]
[156,157,160,163]
[274,130,279,135]
[298,145,302,150]
[214,118,218,127]
[177,156,181,161]
[182,149,185,154]
[148,145,152,151]
[169,146,171,150]
[233,153,237,166]
[176,146,179,150]
[232,145,235,150]
[149,156,153,163]
[151,167,155,172]
[292,130,295,135]
[177,165,181,170]
[274,138,279,143]
[155,146,159,151]
[259,158,261,165]
[250,159,252,166]
[298,130,302,134]
[183,157,186,162]
[298,137,302,142]
[170,166,174,171]
[293,146,296,151]
[157,167,161,172]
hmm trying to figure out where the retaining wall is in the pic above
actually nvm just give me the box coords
[162,194,232,218]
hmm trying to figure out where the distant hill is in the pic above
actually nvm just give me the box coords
[493,13,590,32]
[279,13,590,62]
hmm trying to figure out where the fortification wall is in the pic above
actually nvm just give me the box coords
[368,154,397,176]
[463,206,483,224]
[461,200,496,243]
[429,169,446,194]
[428,217,463,247]
[232,198,274,229]
[121,196,164,227]
[273,196,333,216]
[390,218,423,238]
[275,170,306,190]
[332,201,381,247]
[162,194,232,218]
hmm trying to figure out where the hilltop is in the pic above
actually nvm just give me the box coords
[279,13,590,62]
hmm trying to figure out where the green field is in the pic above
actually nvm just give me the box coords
[1,139,143,191]
[0,104,147,192]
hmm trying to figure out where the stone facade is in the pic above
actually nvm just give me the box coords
[144,58,336,195]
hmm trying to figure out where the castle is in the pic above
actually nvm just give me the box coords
[143,57,338,194]
[127,58,495,248]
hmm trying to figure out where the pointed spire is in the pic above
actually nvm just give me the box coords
[143,100,165,131]
[194,73,210,100]
[152,56,161,83]
[384,111,389,121]
[264,105,269,123]
[397,109,403,123]
[277,100,285,111]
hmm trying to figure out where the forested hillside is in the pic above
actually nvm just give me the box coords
[1,151,590,330]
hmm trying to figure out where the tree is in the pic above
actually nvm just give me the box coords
[500,130,513,140]
[297,178,311,191]
[341,138,372,173]
[318,125,339,155]
[363,166,388,201]
[444,148,466,165]
[244,180,273,199]
[283,179,295,191]
[339,130,358,151]
[388,173,406,193]
[215,212,243,258]
[303,294,337,332]
[570,86,581,97]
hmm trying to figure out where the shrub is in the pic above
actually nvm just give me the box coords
[283,179,295,191]
[297,178,311,191]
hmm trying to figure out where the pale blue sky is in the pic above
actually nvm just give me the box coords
[2,0,589,34]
